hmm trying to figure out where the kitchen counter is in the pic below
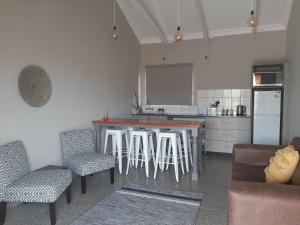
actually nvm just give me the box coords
[133,113,251,119]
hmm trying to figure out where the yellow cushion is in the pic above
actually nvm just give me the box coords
[265,145,299,184]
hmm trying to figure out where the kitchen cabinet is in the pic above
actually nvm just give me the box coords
[205,117,251,153]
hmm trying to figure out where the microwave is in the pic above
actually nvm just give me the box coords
[252,64,284,87]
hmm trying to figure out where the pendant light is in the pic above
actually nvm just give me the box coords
[112,0,119,40]
[174,0,183,42]
[247,0,257,27]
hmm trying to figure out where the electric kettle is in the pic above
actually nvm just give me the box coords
[236,105,247,116]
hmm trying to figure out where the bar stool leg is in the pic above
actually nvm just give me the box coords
[181,131,190,172]
[116,133,123,174]
[149,135,156,166]
[143,133,149,178]
[154,136,162,179]
[166,140,172,170]
[126,134,134,175]
[104,132,109,154]
[112,135,117,157]
[161,138,167,171]
[187,132,194,166]
[171,137,179,182]
[135,136,141,168]
[177,135,185,175]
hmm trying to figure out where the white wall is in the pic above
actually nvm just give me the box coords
[140,31,287,105]
[287,0,300,142]
[0,0,140,170]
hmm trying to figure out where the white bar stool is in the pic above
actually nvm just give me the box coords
[103,128,129,174]
[171,129,193,172]
[154,132,185,182]
[126,130,155,178]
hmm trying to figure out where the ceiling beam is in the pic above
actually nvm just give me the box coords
[193,0,209,58]
[193,0,209,39]
[136,0,169,45]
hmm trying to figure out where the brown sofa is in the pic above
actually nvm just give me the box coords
[228,137,300,225]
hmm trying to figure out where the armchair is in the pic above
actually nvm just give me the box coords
[0,141,72,225]
[59,129,115,194]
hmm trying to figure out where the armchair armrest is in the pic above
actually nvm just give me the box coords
[233,144,283,166]
[228,181,300,225]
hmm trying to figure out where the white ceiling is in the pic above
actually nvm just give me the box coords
[116,0,294,44]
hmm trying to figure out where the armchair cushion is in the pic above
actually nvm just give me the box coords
[65,152,115,176]
[4,169,72,203]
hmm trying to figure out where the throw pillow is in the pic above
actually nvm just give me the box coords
[265,145,299,184]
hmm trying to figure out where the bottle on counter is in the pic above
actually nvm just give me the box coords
[221,108,225,116]
[225,108,229,116]
[230,108,234,116]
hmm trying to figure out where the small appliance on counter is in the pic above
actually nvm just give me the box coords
[208,101,220,116]
[236,105,247,116]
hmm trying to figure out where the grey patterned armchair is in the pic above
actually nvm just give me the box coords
[0,141,72,225]
[59,129,115,194]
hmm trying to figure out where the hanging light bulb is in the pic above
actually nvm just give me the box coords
[247,0,257,28]
[112,26,119,40]
[112,0,119,40]
[247,10,257,27]
[174,26,183,42]
[174,0,183,42]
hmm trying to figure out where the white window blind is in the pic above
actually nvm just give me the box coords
[146,63,193,105]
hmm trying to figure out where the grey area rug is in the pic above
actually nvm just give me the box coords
[71,184,203,225]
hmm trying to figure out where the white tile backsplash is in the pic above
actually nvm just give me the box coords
[214,89,223,98]
[140,88,251,116]
[241,89,251,98]
[197,88,251,115]
[231,89,241,98]
[223,90,232,98]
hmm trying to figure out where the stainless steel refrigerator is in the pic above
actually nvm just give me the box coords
[252,88,283,145]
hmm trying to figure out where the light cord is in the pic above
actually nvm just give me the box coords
[177,0,180,27]
[113,0,116,27]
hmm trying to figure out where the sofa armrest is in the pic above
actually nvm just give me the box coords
[233,144,283,166]
[228,181,300,225]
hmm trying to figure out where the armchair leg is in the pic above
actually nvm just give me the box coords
[66,185,71,203]
[49,203,56,225]
[81,176,86,194]
[110,167,115,184]
[0,202,7,225]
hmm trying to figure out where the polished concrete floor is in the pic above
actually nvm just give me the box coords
[4,154,232,225]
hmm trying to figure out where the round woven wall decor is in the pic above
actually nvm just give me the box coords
[18,65,52,107]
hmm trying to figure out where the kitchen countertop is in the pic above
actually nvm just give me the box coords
[132,113,251,119]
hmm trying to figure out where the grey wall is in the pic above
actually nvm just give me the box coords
[287,0,300,142]
[140,31,287,105]
[0,0,140,170]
